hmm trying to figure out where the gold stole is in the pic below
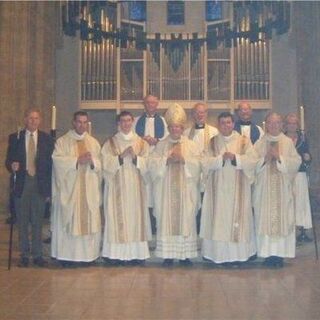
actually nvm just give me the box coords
[108,136,146,243]
[210,136,248,242]
[230,136,247,242]
[75,139,90,235]
[189,124,210,152]
[166,142,186,236]
[266,141,282,236]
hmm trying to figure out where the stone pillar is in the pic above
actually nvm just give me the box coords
[0,1,58,211]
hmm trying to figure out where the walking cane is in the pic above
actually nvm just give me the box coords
[310,187,319,260]
[8,172,16,270]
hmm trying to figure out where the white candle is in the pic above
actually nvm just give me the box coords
[300,105,305,131]
[230,105,234,115]
[51,105,56,130]
[88,121,92,135]
[262,121,266,132]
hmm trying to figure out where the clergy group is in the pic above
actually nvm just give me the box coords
[6,96,312,269]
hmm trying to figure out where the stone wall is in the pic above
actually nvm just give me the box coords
[293,2,320,189]
[0,1,57,213]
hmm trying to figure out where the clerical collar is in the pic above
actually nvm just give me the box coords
[70,130,86,140]
[195,124,205,129]
[119,130,134,141]
[169,137,181,144]
[145,113,156,118]
[222,131,235,141]
[239,120,252,126]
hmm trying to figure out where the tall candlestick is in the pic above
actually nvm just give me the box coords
[88,121,92,135]
[51,105,56,130]
[300,105,305,131]
[262,121,266,132]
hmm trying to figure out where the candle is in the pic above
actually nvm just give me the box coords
[262,121,266,132]
[88,121,92,135]
[51,105,56,130]
[300,105,305,131]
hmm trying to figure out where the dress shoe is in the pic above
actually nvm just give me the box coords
[43,237,51,244]
[297,232,313,243]
[248,254,257,261]
[127,259,145,266]
[59,260,75,268]
[33,257,48,267]
[179,259,193,267]
[262,256,283,268]
[6,216,16,225]
[18,257,29,268]
[104,258,125,267]
[162,259,174,267]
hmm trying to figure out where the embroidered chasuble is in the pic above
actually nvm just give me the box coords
[51,130,102,262]
[149,136,201,239]
[201,131,257,243]
[76,140,89,235]
[253,133,301,238]
[102,132,151,244]
[166,142,186,236]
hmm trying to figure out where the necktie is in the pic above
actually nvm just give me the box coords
[27,133,36,176]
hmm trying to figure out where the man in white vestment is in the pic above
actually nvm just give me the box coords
[134,95,168,234]
[200,111,257,267]
[184,102,218,233]
[284,113,313,243]
[51,111,102,267]
[101,111,151,266]
[253,112,301,268]
[149,103,201,267]
[234,101,264,144]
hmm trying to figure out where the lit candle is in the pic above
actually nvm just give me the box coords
[300,105,305,131]
[88,121,92,135]
[230,105,234,115]
[262,121,266,132]
[51,105,56,130]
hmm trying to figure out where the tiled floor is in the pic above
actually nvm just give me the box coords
[1,215,320,320]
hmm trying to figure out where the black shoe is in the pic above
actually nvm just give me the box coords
[59,260,75,268]
[33,257,48,268]
[162,259,174,267]
[127,259,146,266]
[104,258,125,267]
[248,254,257,261]
[18,257,29,268]
[297,233,313,243]
[262,256,283,268]
[43,237,51,244]
[6,216,16,225]
[179,259,193,267]
[221,261,241,268]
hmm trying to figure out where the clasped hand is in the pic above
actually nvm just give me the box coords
[78,152,93,165]
[120,146,136,159]
[167,150,185,164]
[222,152,235,161]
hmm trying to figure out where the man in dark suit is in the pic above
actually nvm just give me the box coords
[234,101,264,144]
[5,108,54,267]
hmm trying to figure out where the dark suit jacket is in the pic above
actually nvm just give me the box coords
[5,129,54,198]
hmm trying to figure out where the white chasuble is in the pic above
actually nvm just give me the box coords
[149,136,201,259]
[200,131,258,263]
[101,131,151,260]
[253,133,301,258]
[51,130,102,262]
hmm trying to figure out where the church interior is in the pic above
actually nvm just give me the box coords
[1,1,320,319]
